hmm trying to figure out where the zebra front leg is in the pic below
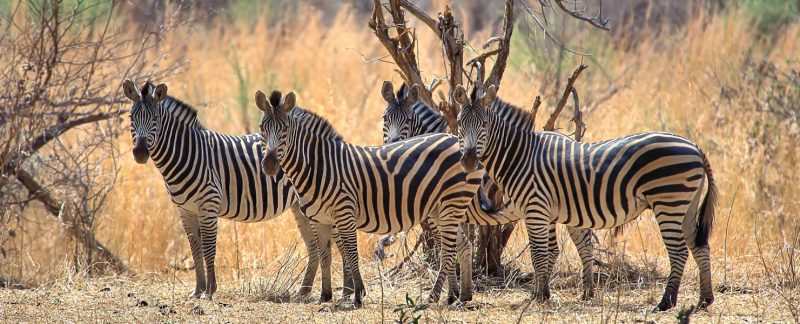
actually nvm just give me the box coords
[199,213,219,300]
[179,212,206,299]
[456,224,473,303]
[312,222,334,303]
[567,227,595,300]
[432,219,461,305]
[525,215,553,302]
[291,204,319,297]
[334,218,365,308]
[331,227,355,300]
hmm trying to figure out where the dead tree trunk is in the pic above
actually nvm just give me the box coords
[370,0,517,277]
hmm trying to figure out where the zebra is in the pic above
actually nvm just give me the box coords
[454,84,718,311]
[380,80,596,299]
[256,89,486,307]
[121,79,350,300]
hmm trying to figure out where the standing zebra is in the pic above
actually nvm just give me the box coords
[121,80,349,300]
[380,81,596,299]
[454,84,718,311]
[256,89,485,307]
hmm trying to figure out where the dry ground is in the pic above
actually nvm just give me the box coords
[2,254,798,323]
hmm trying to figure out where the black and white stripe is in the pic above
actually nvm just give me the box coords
[257,90,484,307]
[455,85,718,311]
[381,81,596,298]
[122,80,348,300]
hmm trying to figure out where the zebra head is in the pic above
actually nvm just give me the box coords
[256,89,297,176]
[455,84,496,172]
[381,81,420,144]
[122,79,168,164]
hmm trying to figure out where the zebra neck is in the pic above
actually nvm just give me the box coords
[150,113,204,174]
[481,114,536,193]
[280,125,343,197]
[411,102,448,135]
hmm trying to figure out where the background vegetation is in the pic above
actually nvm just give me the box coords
[0,0,798,321]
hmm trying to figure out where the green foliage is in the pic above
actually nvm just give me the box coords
[736,0,799,34]
[393,293,428,324]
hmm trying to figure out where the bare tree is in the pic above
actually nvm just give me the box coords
[369,0,610,278]
[0,0,187,278]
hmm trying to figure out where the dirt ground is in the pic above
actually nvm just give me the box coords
[1,270,796,323]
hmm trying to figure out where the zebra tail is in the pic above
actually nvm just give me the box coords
[696,150,718,248]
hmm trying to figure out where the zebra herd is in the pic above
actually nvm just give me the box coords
[122,78,717,312]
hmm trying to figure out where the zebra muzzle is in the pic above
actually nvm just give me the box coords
[262,152,281,176]
[461,147,479,172]
[132,137,149,164]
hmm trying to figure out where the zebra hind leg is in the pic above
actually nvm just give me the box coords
[654,208,690,311]
[291,204,319,298]
[567,227,595,300]
[179,212,206,299]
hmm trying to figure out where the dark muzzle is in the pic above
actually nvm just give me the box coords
[132,136,149,164]
[461,147,479,172]
[261,151,281,176]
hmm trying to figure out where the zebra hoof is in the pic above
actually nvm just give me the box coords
[697,295,714,310]
[200,292,213,300]
[318,291,333,304]
[296,286,312,297]
[581,288,595,301]
[353,296,363,309]
[446,295,459,305]
[653,299,675,312]
[532,289,550,303]
[188,289,202,299]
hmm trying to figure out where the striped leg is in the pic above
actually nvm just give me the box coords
[687,238,714,309]
[546,224,560,276]
[291,204,319,297]
[567,227,595,300]
[312,223,334,303]
[331,227,355,299]
[654,207,689,311]
[456,225,473,302]
[428,218,461,305]
[179,211,205,299]
[526,212,553,302]
[334,216,366,308]
[199,211,219,299]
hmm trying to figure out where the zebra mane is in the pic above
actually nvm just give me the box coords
[143,82,205,130]
[291,107,343,141]
[491,98,535,131]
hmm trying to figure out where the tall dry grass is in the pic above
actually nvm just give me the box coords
[4,6,799,292]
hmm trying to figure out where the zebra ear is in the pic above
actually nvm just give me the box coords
[454,85,469,106]
[480,85,497,108]
[153,83,168,103]
[255,90,270,112]
[122,79,140,101]
[282,92,297,113]
[381,81,395,103]
[406,84,420,105]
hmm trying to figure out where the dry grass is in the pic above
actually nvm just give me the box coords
[1,4,799,322]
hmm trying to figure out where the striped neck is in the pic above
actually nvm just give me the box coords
[481,108,538,193]
[410,101,448,136]
[150,99,204,171]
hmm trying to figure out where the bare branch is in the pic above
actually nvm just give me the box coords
[551,0,610,30]
[13,168,129,274]
[570,87,585,141]
[485,0,515,87]
[543,64,587,131]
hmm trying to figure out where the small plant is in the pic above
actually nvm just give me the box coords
[393,293,428,324]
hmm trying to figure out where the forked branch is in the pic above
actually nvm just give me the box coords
[543,64,587,131]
